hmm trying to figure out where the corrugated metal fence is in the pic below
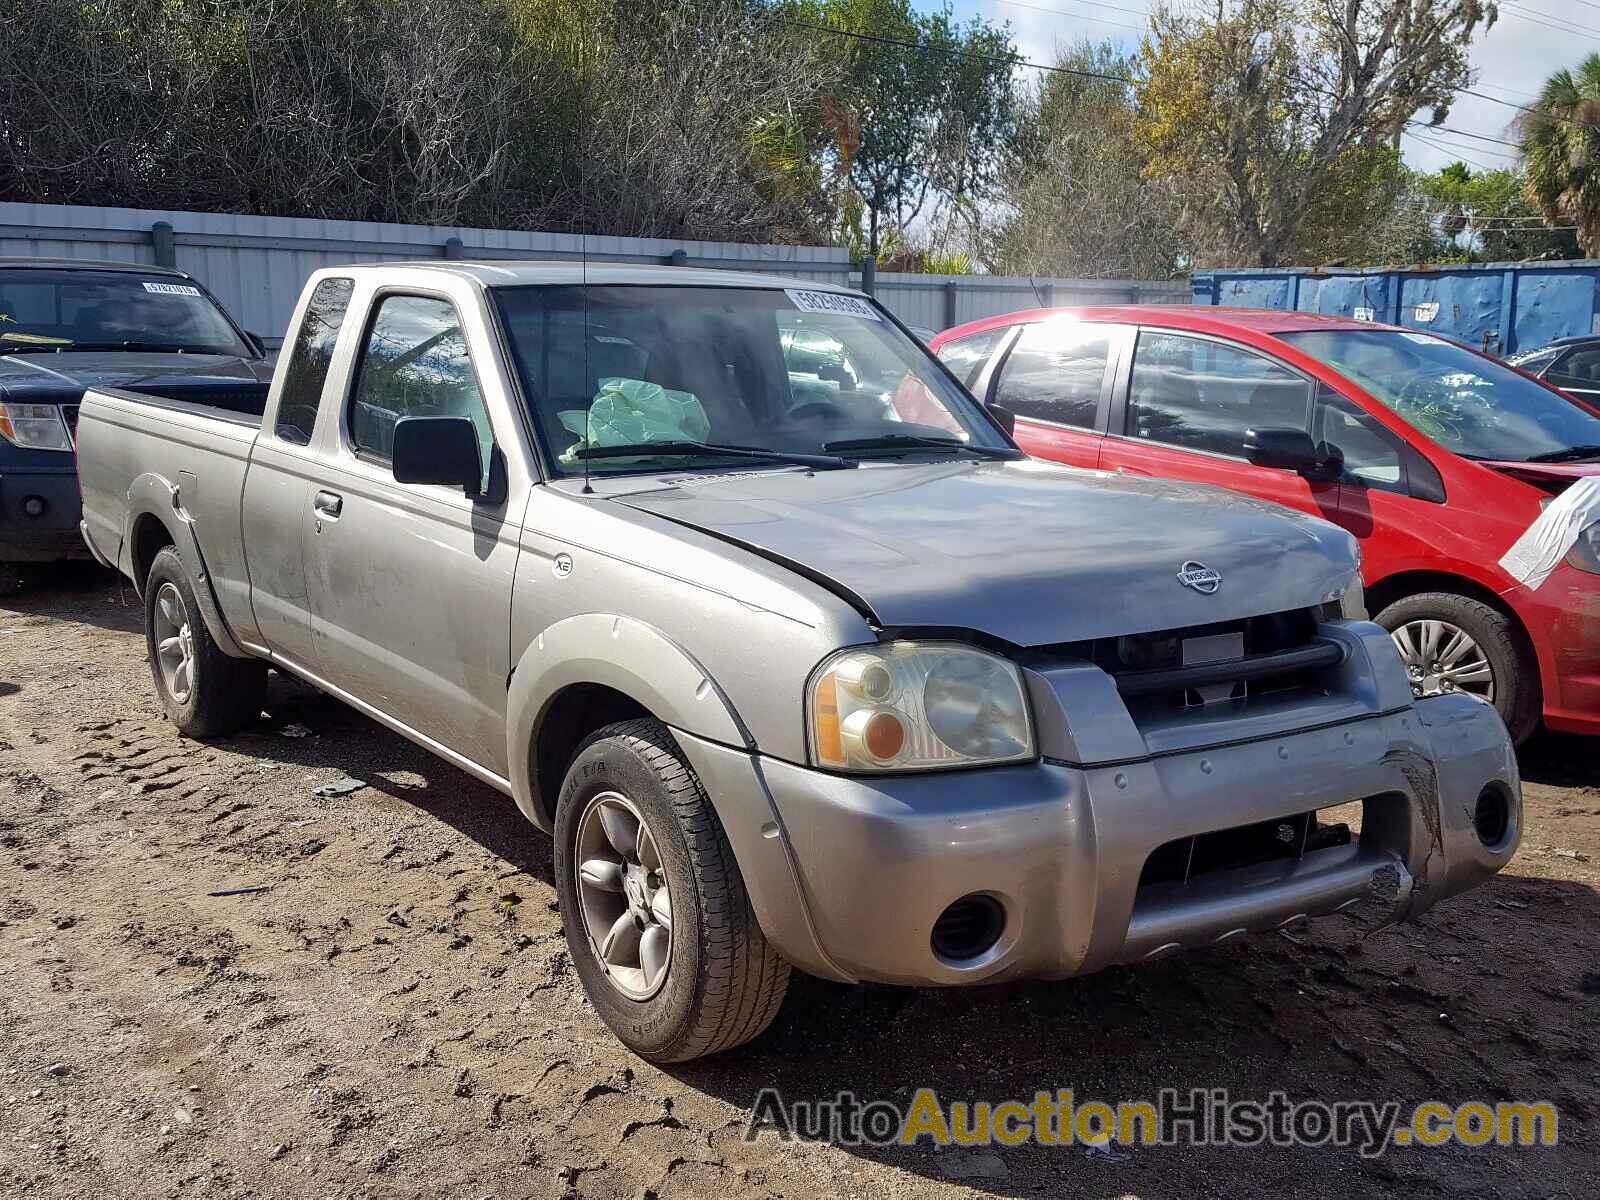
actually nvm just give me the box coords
[0,202,1186,345]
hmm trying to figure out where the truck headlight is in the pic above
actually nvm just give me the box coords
[1568,522,1600,575]
[808,642,1034,772]
[0,403,72,451]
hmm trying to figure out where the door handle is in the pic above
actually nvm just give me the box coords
[1116,466,1151,476]
[312,490,343,519]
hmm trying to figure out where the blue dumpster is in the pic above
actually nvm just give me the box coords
[1190,261,1600,356]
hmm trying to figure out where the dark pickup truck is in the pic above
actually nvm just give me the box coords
[0,258,270,591]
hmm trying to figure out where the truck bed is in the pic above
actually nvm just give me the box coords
[75,385,266,646]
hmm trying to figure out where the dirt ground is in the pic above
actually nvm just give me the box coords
[2,565,1597,1199]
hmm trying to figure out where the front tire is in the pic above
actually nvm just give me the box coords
[1375,590,1539,743]
[143,546,267,738]
[554,718,790,1061]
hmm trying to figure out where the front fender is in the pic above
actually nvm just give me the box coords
[506,613,752,830]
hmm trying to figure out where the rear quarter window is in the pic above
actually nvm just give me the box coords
[274,277,354,445]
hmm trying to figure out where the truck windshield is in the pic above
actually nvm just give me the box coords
[492,285,1008,474]
[1281,328,1600,463]
[0,269,250,357]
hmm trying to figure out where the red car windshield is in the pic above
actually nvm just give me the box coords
[1282,328,1600,464]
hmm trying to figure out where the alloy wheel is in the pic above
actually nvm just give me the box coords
[153,582,196,705]
[573,791,674,1000]
[1391,618,1494,702]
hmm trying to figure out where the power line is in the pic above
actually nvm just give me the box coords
[989,0,1153,35]
[773,16,1133,81]
[1500,2,1600,44]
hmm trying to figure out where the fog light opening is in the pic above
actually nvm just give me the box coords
[931,894,1005,963]
[21,495,47,519]
[1474,785,1511,849]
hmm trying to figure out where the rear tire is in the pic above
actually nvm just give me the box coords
[143,546,267,738]
[1375,590,1539,744]
[0,564,26,596]
[554,718,790,1061]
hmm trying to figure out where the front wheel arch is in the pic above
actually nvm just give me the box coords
[1368,578,1541,742]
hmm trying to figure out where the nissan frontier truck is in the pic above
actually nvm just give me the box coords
[73,263,1521,1061]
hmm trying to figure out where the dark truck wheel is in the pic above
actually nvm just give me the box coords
[143,546,267,738]
[0,563,26,596]
[554,718,789,1061]
[1376,591,1539,743]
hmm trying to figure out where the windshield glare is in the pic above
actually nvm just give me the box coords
[1282,328,1600,462]
[493,285,1003,473]
[0,270,249,356]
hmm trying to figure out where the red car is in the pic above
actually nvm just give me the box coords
[930,306,1600,742]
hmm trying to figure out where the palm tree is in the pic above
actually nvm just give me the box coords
[1520,54,1600,255]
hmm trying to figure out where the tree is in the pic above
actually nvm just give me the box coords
[1519,53,1600,256]
[1134,0,1497,267]
[1422,161,1582,260]
[780,0,1018,258]
[992,41,1187,278]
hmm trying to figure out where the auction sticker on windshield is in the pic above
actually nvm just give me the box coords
[142,282,203,297]
[787,289,880,320]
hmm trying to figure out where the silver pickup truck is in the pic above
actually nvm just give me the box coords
[76,263,1521,1061]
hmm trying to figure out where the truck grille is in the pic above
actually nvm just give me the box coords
[1139,808,1355,890]
[1085,608,1340,710]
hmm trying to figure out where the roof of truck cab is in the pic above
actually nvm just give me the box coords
[333,260,864,294]
[0,256,190,276]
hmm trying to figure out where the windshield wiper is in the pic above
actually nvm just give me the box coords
[0,342,71,355]
[66,341,216,354]
[571,440,856,470]
[1523,444,1600,463]
[822,433,1023,460]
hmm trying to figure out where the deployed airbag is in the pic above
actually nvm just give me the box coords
[558,377,709,463]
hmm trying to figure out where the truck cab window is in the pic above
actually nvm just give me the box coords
[349,294,493,490]
[275,277,353,445]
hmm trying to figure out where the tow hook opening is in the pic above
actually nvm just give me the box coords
[1474,784,1512,849]
[931,894,1006,964]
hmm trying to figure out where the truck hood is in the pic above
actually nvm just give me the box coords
[0,351,270,401]
[607,459,1359,647]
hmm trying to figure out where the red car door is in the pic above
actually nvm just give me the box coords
[1096,327,1341,523]
[992,320,1130,469]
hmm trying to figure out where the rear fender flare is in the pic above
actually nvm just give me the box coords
[123,472,249,659]
[506,613,752,830]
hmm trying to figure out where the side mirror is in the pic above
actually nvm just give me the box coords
[1244,426,1338,476]
[988,403,1017,436]
[392,415,483,494]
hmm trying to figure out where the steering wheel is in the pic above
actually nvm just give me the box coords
[786,399,850,424]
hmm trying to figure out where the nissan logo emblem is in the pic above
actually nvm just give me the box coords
[1177,561,1222,594]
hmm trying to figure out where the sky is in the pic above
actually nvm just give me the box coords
[927,0,1594,176]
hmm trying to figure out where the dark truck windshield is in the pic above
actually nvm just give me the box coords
[492,285,1008,474]
[1282,328,1600,463]
[0,269,250,357]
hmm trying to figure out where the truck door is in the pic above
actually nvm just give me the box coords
[240,276,355,670]
[1097,328,1340,522]
[304,290,518,775]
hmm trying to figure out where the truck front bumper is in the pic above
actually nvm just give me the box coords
[676,692,1518,986]
[0,466,87,563]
